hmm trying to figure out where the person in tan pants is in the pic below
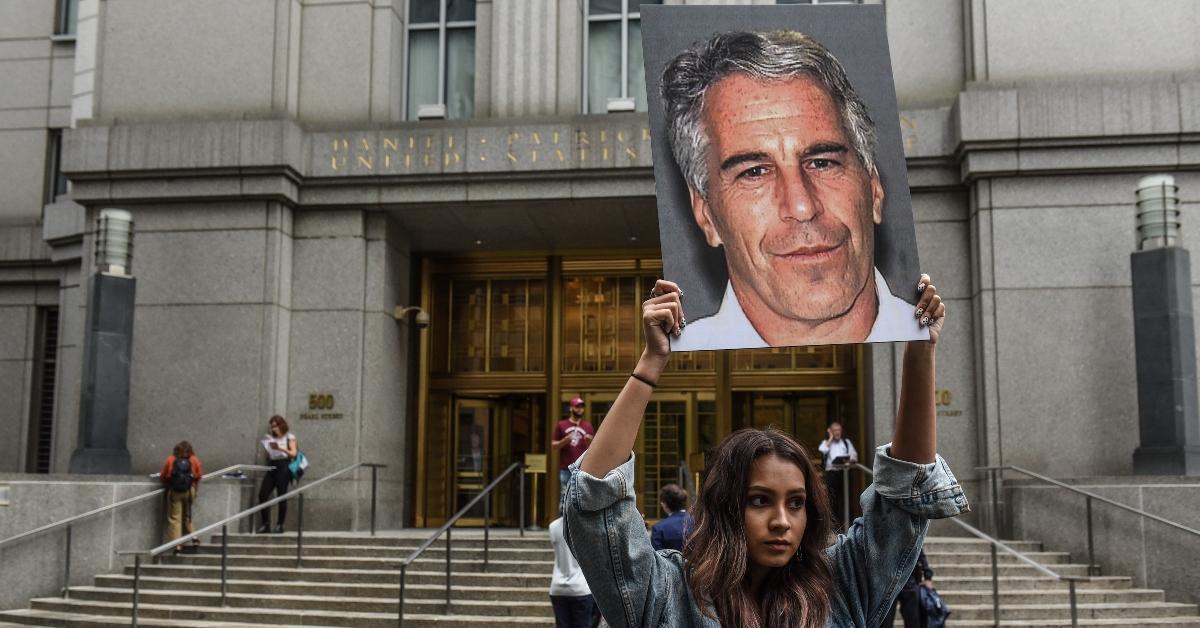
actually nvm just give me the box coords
[160,441,203,550]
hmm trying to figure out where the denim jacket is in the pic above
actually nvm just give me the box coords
[562,444,969,628]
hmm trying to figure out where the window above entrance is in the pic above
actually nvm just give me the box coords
[584,0,660,114]
[424,256,858,379]
[431,277,546,373]
[407,0,476,120]
[563,274,714,373]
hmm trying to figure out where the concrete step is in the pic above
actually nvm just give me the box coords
[932,575,1133,591]
[938,588,1165,606]
[173,550,1089,576]
[95,575,549,602]
[209,540,1060,567]
[943,619,1200,628]
[62,587,553,618]
[26,598,555,628]
[0,608,332,627]
[922,550,1074,565]
[127,561,1126,591]
[89,578,1171,618]
[127,564,552,588]
[950,602,1200,621]
[207,542,1069,569]
[930,563,1095,578]
[921,538,1044,553]
[167,553,552,574]
[219,532,1037,553]
[218,532,549,549]
[198,543,555,562]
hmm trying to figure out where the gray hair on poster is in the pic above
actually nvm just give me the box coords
[662,30,878,200]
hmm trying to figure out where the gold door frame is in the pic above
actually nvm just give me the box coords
[412,253,868,528]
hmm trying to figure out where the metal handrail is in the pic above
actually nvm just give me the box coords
[0,463,269,600]
[848,462,1091,628]
[979,465,1200,539]
[0,464,269,550]
[115,461,385,628]
[395,461,525,628]
[979,464,1200,599]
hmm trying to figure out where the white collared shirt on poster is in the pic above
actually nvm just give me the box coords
[671,267,928,351]
[818,437,858,471]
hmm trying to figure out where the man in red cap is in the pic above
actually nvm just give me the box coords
[552,395,595,503]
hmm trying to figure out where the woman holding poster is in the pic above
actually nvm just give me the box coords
[561,275,966,627]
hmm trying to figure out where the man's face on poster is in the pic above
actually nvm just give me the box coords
[688,73,884,324]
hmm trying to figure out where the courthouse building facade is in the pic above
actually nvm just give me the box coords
[1,0,1199,527]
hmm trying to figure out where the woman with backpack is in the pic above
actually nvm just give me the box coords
[257,415,298,534]
[160,441,203,549]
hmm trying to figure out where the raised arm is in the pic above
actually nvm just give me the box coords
[827,275,963,627]
[565,280,687,628]
[580,280,683,477]
[890,273,944,464]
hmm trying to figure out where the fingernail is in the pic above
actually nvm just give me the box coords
[917,283,926,293]
[920,316,930,327]
[915,307,924,318]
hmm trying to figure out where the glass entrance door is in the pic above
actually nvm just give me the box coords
[452,398,491,524]
[449,394,541,527]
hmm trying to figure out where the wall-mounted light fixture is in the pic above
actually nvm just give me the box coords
[394,305,430,329]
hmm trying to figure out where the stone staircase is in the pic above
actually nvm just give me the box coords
[0,530,554,627]
[913,537,1199,627]
[0,532,1196,627]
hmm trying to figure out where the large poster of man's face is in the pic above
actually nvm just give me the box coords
[641,5,928,351]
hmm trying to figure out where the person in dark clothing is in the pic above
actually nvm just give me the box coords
[553,396,595,501]
[882,549,934,627]
[257,415,297,534]
[650,483,694,552]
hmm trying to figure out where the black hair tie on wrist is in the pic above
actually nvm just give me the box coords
[630,372,657,388]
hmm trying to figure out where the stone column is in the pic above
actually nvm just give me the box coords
[1131,247,1200,475]
[69,272,135,474]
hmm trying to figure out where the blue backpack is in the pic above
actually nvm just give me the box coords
[288,451,309,482]
[920,586,950,628]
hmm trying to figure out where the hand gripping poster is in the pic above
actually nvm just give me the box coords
[640,4,928,351]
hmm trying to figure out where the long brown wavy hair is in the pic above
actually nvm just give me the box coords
[683,428,834,627]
